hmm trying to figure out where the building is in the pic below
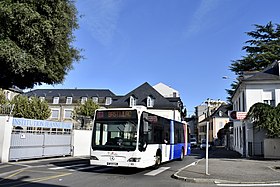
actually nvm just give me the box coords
[24,89,116,128]
[208,104,229,145]
[231,60,280,157]
[110,82,184,121]
[196,99,226,143]
[0,87,23,115]
[24,82,185,128]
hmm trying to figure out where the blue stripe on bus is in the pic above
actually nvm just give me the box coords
[169,121,174,160]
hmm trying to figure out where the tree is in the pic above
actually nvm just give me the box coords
[72,100,99,129]
[227,22,280,101]
[0,0,81,89]
[73,100,99,119]
[246,103,280,138]
[230,22,280,75]
[0,89,7,105]
[11,95,51,120]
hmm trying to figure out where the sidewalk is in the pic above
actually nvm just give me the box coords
[173,147,280,184]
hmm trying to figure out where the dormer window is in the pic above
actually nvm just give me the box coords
[129,96,136,107]
[53,97,59,104]
[81,97,87,104]
[147,96,154,107]
[66,97,72,104]
[92,97,98,103]
[105,97,112,105]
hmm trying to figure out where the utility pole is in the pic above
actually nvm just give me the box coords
[205,98,210,175]
[206,121,209,175]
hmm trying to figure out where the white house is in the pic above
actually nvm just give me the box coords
[231,61,280,157]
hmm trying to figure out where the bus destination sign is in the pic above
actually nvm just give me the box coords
[96,110,137,120]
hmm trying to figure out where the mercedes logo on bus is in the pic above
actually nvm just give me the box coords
[110,156,115,161]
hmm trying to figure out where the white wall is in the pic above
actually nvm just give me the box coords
[213,117,229,139]
[233,121,243,155]
[72,130,92,157]
[0,116,13,163]
[264,139,280,159]
[148,109,181,121]
[153,83,180,97]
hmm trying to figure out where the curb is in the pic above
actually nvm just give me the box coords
[172,159,280,184]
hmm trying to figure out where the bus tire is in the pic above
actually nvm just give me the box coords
[154,151,161,169]
[179,148,184,161]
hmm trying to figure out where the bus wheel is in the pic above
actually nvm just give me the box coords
[179,148,184,161]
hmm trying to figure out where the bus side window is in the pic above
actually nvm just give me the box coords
[163,119,170,144]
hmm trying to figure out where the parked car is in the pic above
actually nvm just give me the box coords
[190,138,197,147]
[200,139,211,150]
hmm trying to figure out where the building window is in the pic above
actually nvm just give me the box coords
[264,100,275,107]
[53,97,59,104]
[39,97,45,102]
[263,90,275,107]
[81,97,87,104]
[64,109,73,119]
[105,97,112,105]
[92,97,98,103]
[147,96,154,107]
[66,97,72,104]
[51,109,59,119]
[129,96,136,107]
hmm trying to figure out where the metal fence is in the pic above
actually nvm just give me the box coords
[9,129,72,161]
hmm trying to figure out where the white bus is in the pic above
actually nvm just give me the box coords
[90,107,191,168]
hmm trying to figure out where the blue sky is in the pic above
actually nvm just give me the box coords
[35,0,280,115]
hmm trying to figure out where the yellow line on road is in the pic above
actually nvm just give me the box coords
[10,172,72,187]
[0,165,11,169]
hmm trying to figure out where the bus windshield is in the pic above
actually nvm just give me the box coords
[92,120,138,151]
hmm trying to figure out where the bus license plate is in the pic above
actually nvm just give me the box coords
[107,162,118,166]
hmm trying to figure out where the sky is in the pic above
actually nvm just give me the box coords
[35,0,280,116]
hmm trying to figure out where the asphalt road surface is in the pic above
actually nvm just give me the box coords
[0,148,217,187]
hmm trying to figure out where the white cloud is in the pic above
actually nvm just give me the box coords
[184,0,220,38]
[79,0,125,46]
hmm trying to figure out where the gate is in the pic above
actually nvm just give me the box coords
[9,118,73,161]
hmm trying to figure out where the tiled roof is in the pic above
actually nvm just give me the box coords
[24,89,115,99]
[241,61,280,81]
[110,82,181,109]
[210,104,230,118]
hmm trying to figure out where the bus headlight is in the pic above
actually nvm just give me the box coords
[127,158,141,162]
[90,156,99,160]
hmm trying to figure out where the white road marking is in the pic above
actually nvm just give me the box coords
[73,165,99,171]
[144,167,170,176]
[216,183,280,187]
[49,163,87,170]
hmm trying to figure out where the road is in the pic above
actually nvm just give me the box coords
[0,148,218,187]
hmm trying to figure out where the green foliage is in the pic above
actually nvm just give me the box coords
[246,103,280,138]
[73,100,99,119]
[230,22,280,75]
[0,89,8,105]
[11,95,51,120]
[0,0,81,89]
